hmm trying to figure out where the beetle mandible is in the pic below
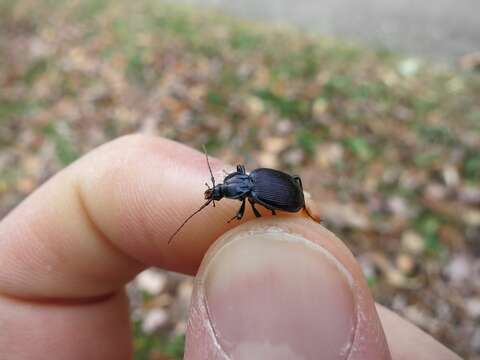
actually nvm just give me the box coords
[168,147,317,243]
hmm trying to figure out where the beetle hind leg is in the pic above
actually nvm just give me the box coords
[293,175,304,191]
[293,176,319,221]
[303,205,321,222]
[248,198,262,218]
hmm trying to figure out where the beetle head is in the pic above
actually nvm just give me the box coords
[204,188,213,199]
[204,185,222,201]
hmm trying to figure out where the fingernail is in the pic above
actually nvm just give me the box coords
[202,228,357,360]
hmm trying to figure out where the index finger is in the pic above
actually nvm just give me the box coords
[0,135,263,301]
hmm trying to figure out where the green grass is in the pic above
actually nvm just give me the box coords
[415,124,458,146]
[0,99,31,120]
[343,137,375,161]
[414,212,445,256]
[23,59,49,85]
[463,150,480,182]
[133,321,185,360]
[296,128,323,155]
[43,123,80,166]
[255,89,311,119]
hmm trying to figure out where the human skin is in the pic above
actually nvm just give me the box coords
[0,135,461,360]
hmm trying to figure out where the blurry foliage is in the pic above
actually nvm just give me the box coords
[464,150,480,182]
[0,0,479,358]
[43,123,80,166]
[255,89,310,119]
[133,320,185,360]
[23,59,49,85]
[343,137,375,161]
[415,212,444,256]
[416,124,458,146]
[0,99,30,120]
[296,128,321,155]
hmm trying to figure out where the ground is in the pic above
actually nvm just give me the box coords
[0,1,479,359]
[177,0,480,63]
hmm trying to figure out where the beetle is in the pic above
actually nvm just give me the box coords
[168,147,317,243]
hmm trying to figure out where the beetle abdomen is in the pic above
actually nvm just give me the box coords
[250,168,304,211]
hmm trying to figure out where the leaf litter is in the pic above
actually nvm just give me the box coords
[0,1,479,358]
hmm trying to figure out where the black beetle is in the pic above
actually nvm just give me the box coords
[168,148,317,243]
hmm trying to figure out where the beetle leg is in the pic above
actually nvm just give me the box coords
[248,198,262,217]
[227,199,246,223]
[237,199,246,219]
[294,176,321,222]
[271,209,276,215]
[293,175,304,191]
[237,165,246,174]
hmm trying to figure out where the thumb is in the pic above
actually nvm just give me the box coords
[184,217,391,360]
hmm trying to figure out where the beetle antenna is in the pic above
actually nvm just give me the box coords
[202,145,216,187]
[202,145,216,207]
[168,199,213,244]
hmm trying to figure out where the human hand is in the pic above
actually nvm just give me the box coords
[0,135,460,359]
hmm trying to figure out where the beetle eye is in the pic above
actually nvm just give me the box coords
[204,189,213,199]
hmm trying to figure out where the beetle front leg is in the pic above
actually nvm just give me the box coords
[227,199,246,223]
[248,198,262,217]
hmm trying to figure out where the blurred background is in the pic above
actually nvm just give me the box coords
[0,0,479,359]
